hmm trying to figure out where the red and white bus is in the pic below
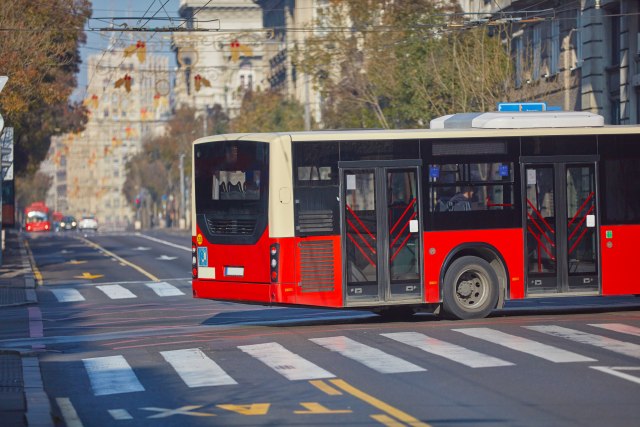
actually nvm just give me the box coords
[191,108,640,319]
[24,201,51,232]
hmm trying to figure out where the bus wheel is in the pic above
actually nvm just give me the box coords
[442,256,498,320]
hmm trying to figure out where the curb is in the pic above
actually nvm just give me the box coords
[16,233,53,427]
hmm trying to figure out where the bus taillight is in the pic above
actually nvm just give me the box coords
[192,243,198,278]
[270,243,280,282]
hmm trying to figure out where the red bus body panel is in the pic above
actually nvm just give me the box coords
[600,225,640,295]
[423,228,525,302]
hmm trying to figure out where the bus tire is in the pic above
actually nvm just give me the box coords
[442,256,499,320]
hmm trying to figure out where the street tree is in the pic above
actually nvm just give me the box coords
[295,0,516,129]
[229,90,306,133]
[0,0,91,175]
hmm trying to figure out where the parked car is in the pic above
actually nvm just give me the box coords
[60,216,77,230]
[78,215,98,231]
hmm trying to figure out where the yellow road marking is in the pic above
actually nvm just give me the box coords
[217,404,270,415]
[67,260,87,265]
[294,402,352,414]
[310,380,343,396]
[79,237,160,282]
[23,239,43,286]
[330,379,431,427]
[74,272,104,280]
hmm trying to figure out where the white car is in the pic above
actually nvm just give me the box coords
[78,215,98,231]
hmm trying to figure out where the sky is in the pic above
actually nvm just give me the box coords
[73,0,181,102]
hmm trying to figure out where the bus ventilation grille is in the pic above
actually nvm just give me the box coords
[297,210,334,233]
[298,240,335,293]
[205,216,256,235]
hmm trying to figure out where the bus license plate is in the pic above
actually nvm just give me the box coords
[224,266,244,277]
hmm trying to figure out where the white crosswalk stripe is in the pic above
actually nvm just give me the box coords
[310,336,426,374]
[145,281,185,297]
[77,323,640,397]
[96,284,137,299]
[83,355,145,396]
[589,323,640,338]
[50,288,85,302]
[526,325,640,359]
[454,328,596,363]
[160,348,237,387]
[382,332,514,368]
[238,342,335,380]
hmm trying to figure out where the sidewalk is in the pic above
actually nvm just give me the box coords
[0,229,51,427]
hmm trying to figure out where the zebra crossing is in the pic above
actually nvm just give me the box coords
[80,323,640,397]
[47,281,187,303]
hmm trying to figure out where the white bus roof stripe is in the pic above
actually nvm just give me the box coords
[160,348,237,387]
[82,355,144,396]
[382,332,514,368]
[310,336,426,374]
[238,342,334,380]
[454,328,596,363]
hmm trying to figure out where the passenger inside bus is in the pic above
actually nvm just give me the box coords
[443,186,475,211]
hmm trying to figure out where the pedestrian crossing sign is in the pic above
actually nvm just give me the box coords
[197,247,208,267]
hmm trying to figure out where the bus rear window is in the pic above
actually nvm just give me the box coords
[194,141,268,243]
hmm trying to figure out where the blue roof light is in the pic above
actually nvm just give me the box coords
[497,102,561,112]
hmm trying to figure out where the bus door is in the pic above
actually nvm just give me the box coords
[522,157,600,295]
[340,161,423,306]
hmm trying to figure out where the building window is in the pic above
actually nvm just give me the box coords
[549,20,560,75]
[533,25,541,80]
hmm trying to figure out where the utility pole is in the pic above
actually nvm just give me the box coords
[179,153,185,229]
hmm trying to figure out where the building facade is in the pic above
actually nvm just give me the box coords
[459,0,640,124]
[45,43,170,230]
[172,0,265,119]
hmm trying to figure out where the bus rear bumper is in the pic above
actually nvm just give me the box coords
[193,279,272,304]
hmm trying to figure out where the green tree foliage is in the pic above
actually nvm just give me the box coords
[15,171,52,210]
[296,0,513,129]
[229,90,307,133]
[0,0,91,175]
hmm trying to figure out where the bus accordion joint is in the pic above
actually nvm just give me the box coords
[270,243,280,282]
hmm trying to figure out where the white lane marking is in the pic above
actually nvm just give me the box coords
[56,397,84,427]
[82,355,145,396]
[160,348,237,387]
[50,288,85,303]
[310,336,426,374]
[238,342,335,380]
[454,328,596,363]
[108,409,133,420]
[96,284,137,299]
[526,325,640,359]
[590,323,640,338]
[590,366,640,385]
[145,281,185,297]
[136,233,191,252]
[382,332,514,368]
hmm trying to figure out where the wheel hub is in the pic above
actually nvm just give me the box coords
[457,279,478,298]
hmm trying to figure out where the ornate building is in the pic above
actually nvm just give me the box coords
[45,41,171,230]
[172,0,265,119]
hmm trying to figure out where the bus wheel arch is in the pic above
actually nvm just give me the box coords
[439,245,508,319]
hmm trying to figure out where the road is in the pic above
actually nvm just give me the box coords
[3,230,640,427]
